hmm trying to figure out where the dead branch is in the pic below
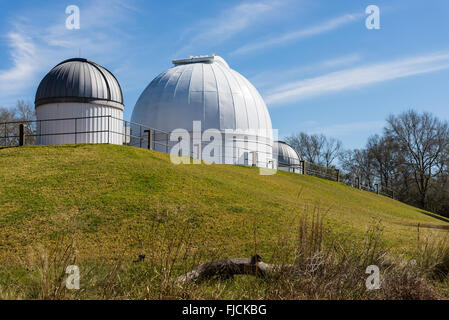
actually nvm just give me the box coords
[176,254,295,283]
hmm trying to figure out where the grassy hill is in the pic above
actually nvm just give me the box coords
[1,144,449,299]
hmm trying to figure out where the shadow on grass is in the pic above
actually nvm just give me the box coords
[417,210,449,224]
[395,210,449,231]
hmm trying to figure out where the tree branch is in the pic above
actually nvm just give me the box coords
[176,254,294,283]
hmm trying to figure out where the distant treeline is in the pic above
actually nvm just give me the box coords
[0,100,35,123]
[0,101,35,146]
[286,110,449,217]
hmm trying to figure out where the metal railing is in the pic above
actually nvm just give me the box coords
[303,161,339,181]
[0,116,274,167]
[296,160,395,198]
[0,115,171,151]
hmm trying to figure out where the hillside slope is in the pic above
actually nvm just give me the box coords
[1,144,448,262]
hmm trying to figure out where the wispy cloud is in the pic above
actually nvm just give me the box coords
[0,32,37,98]
[320,54,361,69]
[265,51,449,105]
[175,1,281,57]
[231,13,362,56]
[251,53,361,90]
[0,0,137,106]
[306,121,384,137]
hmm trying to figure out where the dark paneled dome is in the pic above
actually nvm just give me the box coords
[35,58,124,110]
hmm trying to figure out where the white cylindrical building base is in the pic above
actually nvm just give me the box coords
[36,103,123,145]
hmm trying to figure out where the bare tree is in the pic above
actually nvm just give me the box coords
[0,101,35,146]
[0,106,16,146]
[339,149,375,188]
[385,110,449,209]
[15,100,35,121]
[286,133,320,164]
[0,106,14,122]
[366,134,401,190]
[286,132,341,167]
[322,137,342,168]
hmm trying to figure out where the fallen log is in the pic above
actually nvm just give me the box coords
[176,254,295,283]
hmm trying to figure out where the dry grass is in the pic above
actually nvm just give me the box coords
[0,207,447,300]
[261,212,440,300]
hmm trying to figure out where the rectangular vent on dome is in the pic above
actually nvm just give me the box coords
[173,55,214,65]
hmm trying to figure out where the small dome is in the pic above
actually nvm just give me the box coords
[131,55,272,137]
[35,58,124,110]
[274,141,301,167]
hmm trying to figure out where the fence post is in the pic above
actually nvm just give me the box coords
[376,183,379,195]
[19,123,25,146]
[108,115,111,144]
[144,129,153,150]
[74,118,77,144]
[124,121,127,145]
[139,126,142,148]
[38,120,41,145]
[251,151,257,167]
[300,160,306,175]
[336,169,340,182]
[166,133,169,153]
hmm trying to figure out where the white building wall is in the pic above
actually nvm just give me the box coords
[36,103,123,145]
[165,132,273,168]
[141,130,273,168]
[216,134,273,167]
[278,166,301,173]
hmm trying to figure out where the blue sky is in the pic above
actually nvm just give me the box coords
[1,0,448,149]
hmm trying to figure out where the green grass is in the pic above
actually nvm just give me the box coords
[1,143,448,263]
[3,144,449,299]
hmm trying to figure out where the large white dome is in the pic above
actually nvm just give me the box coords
[131,55,272,137]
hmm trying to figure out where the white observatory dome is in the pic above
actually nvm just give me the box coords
[273,141,302,173]
[35,58,124,145]
[132,55,272,135]
[132,55,273,167]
